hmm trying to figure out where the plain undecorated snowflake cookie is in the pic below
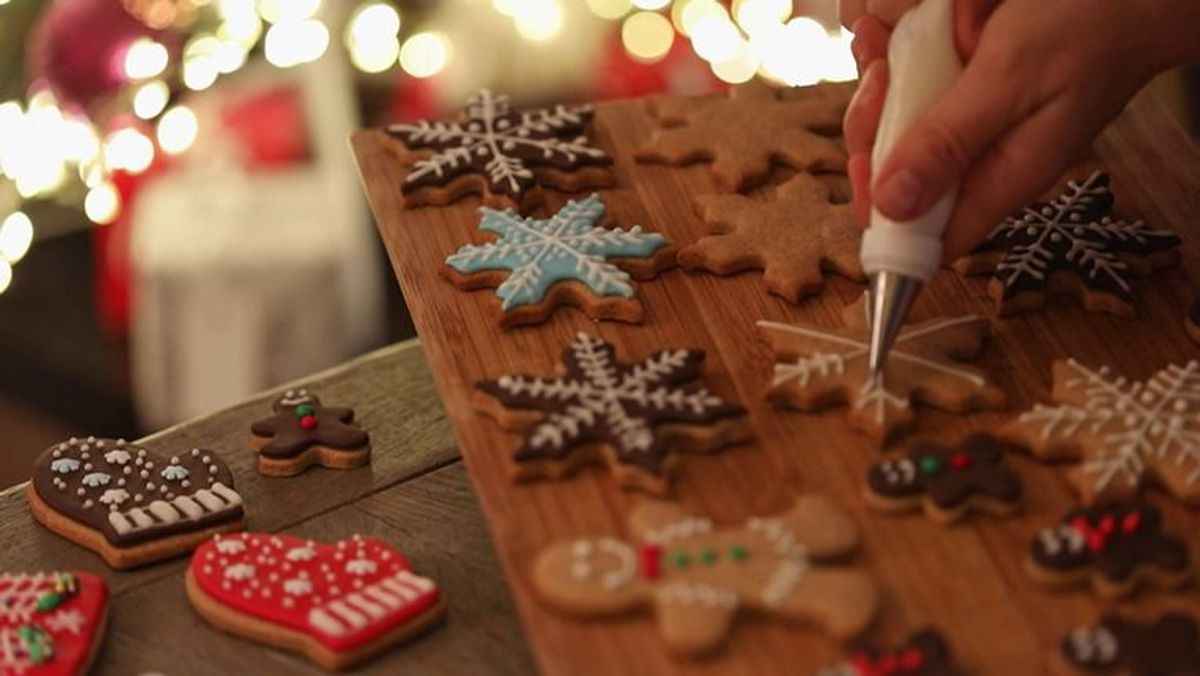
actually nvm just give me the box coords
[440,194,675,327]
[532,496,877,658]
[473,332,751,495]
[757,295,1006,446]
[386,89,614,210]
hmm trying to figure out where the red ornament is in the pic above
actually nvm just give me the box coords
[300,415,318,430]
[949,452,972,470]
[638,543,662,581]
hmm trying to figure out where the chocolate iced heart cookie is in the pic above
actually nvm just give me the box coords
[28,437,245,569]
[250,388,371,476]
[0,571,109,675]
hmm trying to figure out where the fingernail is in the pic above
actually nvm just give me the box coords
[874,169,923,219]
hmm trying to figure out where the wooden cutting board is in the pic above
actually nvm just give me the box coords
[352,86,1200,674]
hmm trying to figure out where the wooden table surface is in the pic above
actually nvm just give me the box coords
[353,85,1200,675]
[0,341,534,675]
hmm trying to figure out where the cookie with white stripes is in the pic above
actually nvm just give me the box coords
[28,437,245,569]
[186,533,445,671]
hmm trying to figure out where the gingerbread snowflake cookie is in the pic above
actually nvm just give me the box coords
[441,194,674,327]
[1058,613,1200,675]
[250,388,370,476]
[680,173,864,303]
[757,295,1005,445]
[0,572,109,675]
[28,437,245,569]
[187,533,445,671]
[952,171,1180,316]
[1028,503,1190,599]
[820,629,964,676]
[636,80,848,192]
[386,89,613,210]
[474,332,750,494]
[865,434,1021,523]
[532,496,877,658]
[1001,359,1200,506]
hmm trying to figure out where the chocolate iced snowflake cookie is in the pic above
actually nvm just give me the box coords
[441,194,674,327]
[865,434,1021,523]
[1000,359,1200,506]
[474,332,750,495]
[386,89,613,210]
[820,629,964,676]
[680,173,864,303]
[28,437,245,569]
[952,171,1180,316]
[1057,613,1200,675]
[636,80,849,192]
[532,496,877,658]
[757,295,1005,445]
[1028,503,1190,599]
[250,388,370,476]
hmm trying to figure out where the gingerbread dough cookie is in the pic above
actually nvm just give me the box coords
[820,629,964,676]
[865,434,1021,523]
[532,496,877,658]
[1028,502,1190,599]
[250,388,370,476]
[386,89,613,210]
[1001,359,1200,506]
[441,194,674,327]
[187,533,445,671]
[1057,613,1200,675]
[680,173,864,303]
[636,80,848,192]
[952,171,1180,316]
[757,295,1005,445]
[28,437,245,569]
[474,332,750,495]
[1187,299,1200,344]
[0,572,108,675]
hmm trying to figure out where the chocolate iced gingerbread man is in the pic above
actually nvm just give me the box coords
[821,629,965,676]
[1029,503,1191,599]
[865,434,1022,524]
[1058,613,1200,675]
[532,496,877,658]
[250,388,370,476]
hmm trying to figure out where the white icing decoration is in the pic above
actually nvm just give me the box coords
[50,458,80,474]
[1036,524,1086,557]
[568,538,636,591]
[80,472,111,488]
[284,578,313,596]
[345,559,378,576]
[286,546,317,562]
[99,488,130,506]
[103,449,132,465]
[215,538,246,554]
[43,608,87,635]
[1067,625,1119,664]
[224,563,256,581]
[880,458,916,486]
[658,582,738,609]
[161,465,189,482]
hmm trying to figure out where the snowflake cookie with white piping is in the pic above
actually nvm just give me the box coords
[441,194,674,327]
[0,572,109,675]
[757,295,1006,446]
[531,496,877,658]
[952,171,1180,316]
[386,89,613,210]
[1000,359,1200,506]
[473,332,751,495]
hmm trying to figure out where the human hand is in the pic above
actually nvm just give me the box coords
[841,0,1200,261]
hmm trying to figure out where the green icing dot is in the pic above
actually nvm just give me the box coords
[699,547,718,564]
[294,404,315,418]
[918,455,943,475]
[671,552,690,568]
[730,545,748,561]
[36,593,62,612]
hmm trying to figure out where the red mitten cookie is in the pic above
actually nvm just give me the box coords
[186,533,445,671]
[0,572,109,675]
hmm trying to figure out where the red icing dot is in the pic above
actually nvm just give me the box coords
[1098,515,1115,534]
[639,543,662,581]
[300,415,318,430]
[1122,511,1142,533]
[900,647,925,670]
[949,452,972,470]
[878,654,899,673]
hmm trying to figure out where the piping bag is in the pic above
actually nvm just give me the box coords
[862,0,965,385]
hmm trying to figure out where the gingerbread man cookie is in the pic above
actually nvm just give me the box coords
[636,80,848,192]
[186,533,445,671]
[250,388,370,476]
[820,629,964,676]
[474,332,751,495]
[1028,503,1190,599]
[0,572,109,675]
[386,89,613,211]
[952,171,1180,317]
[680,173,864,303]
[865,434,1022,524]
[441,194,675,327]
[1058,613,1200,675]
[28,437,245,569]
[1000,359,1200,506]
[757,295,1005,445]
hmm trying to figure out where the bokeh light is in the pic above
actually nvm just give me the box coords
[399,32,450,78]
[514,0,564,42]
[84,183,122,225]
[0,212,34,264]
[264,19,330,68]
[123,38,170,80]
[133,80,170,120]
[586,0,631,20]
[631,0,669,9]
[157,105,199,155]
[346,3,402,73]
[104,128,155,174]
[622,11,673,63]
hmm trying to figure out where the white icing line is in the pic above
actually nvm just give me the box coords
[108,512,132,535]
[308,609,345,636]
[148,500,180,523]
[173,496,204,518]
[126,508,154,528]
[210,482,242,506]
[193,490,223,511]
[328,601,368,629]
[346,593,386,619]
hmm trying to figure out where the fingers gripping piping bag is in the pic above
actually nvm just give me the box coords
[862,0,965,382]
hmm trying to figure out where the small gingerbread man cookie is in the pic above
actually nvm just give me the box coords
[250,389,370,476]
[532,496,877,658]
[820,629,965,676]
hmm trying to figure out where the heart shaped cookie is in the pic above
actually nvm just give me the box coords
[0,571,109,675]
[28,437,246,569]
[186,533,445,670]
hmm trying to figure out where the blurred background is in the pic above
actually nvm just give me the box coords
[0,0,1195,485]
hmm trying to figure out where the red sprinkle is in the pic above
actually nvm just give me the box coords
[1122,511,1142,533]
[949,452,972,470]
[899,648,925,670]
[639,543,662,581]
[300,415,318,430]
[1098,515,1116,534]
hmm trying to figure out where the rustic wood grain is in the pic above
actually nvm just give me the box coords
[353,86,1200,674]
